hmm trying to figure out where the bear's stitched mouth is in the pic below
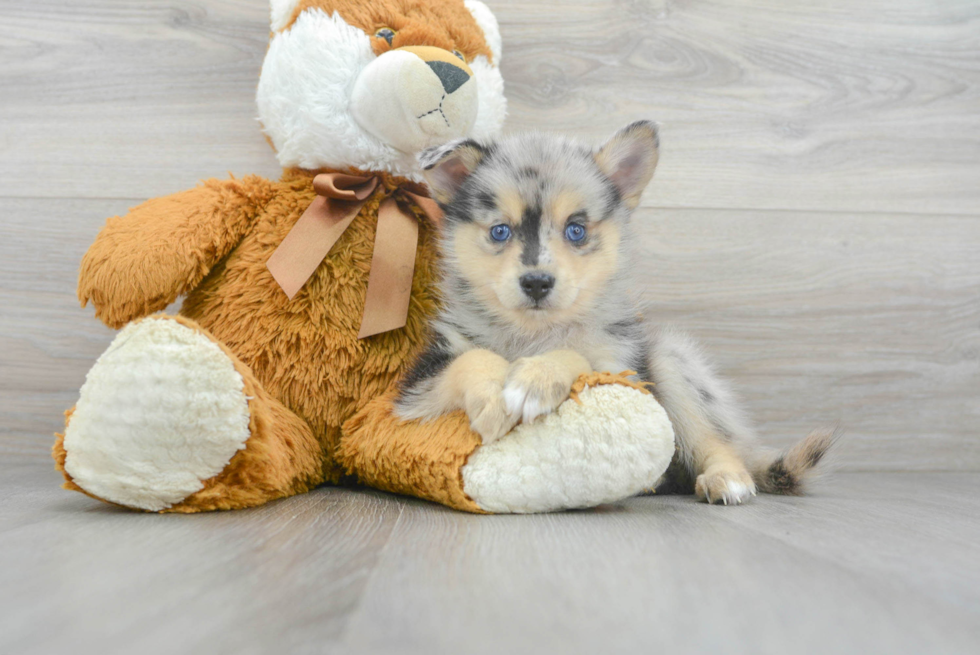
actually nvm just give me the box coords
[416,94,451,127]
[418,107,450,128]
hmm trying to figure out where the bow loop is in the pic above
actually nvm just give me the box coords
[312,173,378,201]
[266,172,442,339]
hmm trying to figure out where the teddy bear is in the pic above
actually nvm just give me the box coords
[53,0,675,514]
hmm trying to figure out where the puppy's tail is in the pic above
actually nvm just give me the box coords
[747,426,841,495]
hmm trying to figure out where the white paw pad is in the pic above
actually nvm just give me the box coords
[462,383,675,513]
[63,318,251,511]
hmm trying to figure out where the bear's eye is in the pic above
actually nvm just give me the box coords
[489,224,511,242]
[565,223,587,242]
[453,50,465,61]
[375,28,395,45]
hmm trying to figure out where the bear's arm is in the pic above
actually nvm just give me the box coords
[78,175,276,329]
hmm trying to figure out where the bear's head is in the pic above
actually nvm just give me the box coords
[257,0,506,179]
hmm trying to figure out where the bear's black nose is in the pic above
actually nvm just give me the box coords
[520,272,555,302]
[426,60,470,94]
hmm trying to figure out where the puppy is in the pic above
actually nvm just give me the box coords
[396,121,835,505]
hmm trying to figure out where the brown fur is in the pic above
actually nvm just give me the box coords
[66,169,441,510]
[750,427,839,496]
[340,371,651,512]
[56,315,327,512]
[53,411,97,502]
[77,175,277,328]
[340,389,487,513]
[59,0,499,513]
[283,0,493,62]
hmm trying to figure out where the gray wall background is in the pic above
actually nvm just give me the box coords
[1,0,977,470]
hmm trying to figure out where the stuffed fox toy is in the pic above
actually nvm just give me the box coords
[53,0,676,514]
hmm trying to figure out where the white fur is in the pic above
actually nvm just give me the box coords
[501,386,524,417]
[257,10,415,176]
[269,0,301,32]
[722,481,755,505]
[63,318,251,511]
[464,1,502,63]
[519,397,547,423]
[256,8,507,178]
[501,383,550,423]
[462,384,675,513]
[468,56,507,142]
[351,49,478,154]
[702,479,756,506]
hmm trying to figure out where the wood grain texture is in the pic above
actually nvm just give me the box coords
[3,3,979,654]
[341,474,980,655]
[2,0,978,213]
[496,0,980,214]
[3,198,977,470]
[0,0,281,200]
[0,1,978,469]
[0,464,404,655]
[631,208,980,469]
[0,198,144,460]
[2,468,978,654]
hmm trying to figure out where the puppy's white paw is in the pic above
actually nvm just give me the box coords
[464,383,518,444]
[695,467,757,506]
[502,356,573,424]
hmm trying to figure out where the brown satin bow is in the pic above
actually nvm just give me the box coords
[266,173,442,339]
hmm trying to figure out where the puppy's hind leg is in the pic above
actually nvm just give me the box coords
[648,329,756,505]
[692,435,757,505]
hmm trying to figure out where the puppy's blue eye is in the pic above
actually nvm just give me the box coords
[490,224,511,242]
[565,223,586,242]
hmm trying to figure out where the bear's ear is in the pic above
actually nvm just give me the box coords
[464,0,502,63]
[419,139,489,205]
[270,0,301,32]
[594,120,660,210]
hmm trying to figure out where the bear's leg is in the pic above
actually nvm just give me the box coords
[53,315,324,512]
[341,374,676,514]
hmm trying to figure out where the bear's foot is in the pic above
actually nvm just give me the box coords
[59,317,252,510]
[56,316,324,512]
[340,373,675,514]
[461,380,674,513]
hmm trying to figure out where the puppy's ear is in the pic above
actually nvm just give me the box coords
[594,121,660,209]
[419,139,488,205]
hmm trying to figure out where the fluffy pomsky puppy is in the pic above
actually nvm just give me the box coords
[396,122,835,505]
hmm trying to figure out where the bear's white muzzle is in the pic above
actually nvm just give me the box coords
[351,46,478,155]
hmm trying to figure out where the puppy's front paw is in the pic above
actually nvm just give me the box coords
[695,466,757,506]
[502,356,573,424]
[464,383,518,444]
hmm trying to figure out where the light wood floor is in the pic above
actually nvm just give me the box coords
[1,1,979,653]
[1,465,979,655]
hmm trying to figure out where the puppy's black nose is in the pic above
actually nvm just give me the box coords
[426,60,470,94]
[520,272,555,302]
